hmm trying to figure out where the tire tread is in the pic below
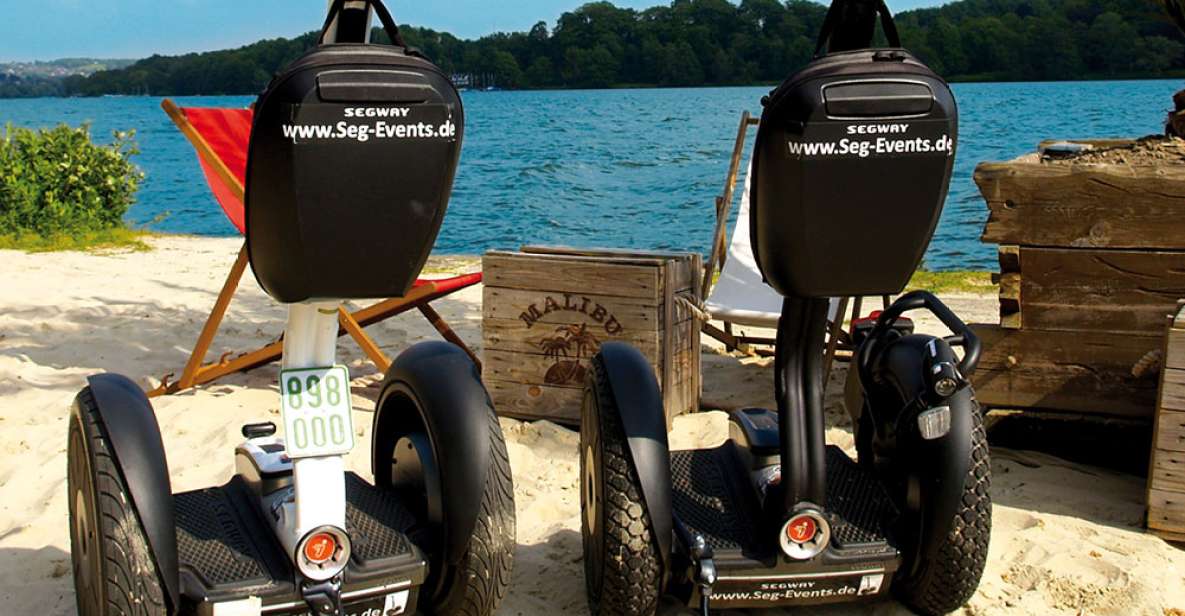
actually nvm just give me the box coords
[435,392,516,616]
[583,355,662,616]
[71,388,166,616]
[896,407,992,615]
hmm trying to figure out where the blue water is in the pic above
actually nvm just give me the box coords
[0,80,1178,270]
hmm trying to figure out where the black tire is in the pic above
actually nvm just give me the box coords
[893,408,992,616]
[431,403,516,616]
[580,355,662,616]
[68,387,167,616]
[374,368,515,616]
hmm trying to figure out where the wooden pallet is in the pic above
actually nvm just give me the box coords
[1149,303,1185,542]
[482,247,701,426]
[972,141,1185,419]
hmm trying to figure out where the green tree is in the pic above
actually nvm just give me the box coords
[29,0,1185,98]
[490,50,524,88]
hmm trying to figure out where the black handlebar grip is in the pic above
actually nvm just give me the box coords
[870,290,981,376]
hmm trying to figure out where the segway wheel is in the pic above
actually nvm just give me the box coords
[432,406,515,616]
[894,409,992,616]
[68,387,166,616]
[373,347,515,616]
[580,355,662,616]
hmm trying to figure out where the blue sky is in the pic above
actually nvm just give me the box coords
[1,0,944,62]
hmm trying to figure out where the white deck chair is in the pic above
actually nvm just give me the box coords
[701,113,857,368]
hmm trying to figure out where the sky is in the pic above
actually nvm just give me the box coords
[0,0,945,63]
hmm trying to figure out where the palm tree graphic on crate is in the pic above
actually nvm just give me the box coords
[537,323,601,386]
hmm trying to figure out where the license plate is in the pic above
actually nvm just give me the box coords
[279,366,355,459]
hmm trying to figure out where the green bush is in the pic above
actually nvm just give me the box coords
[0,123,142,237]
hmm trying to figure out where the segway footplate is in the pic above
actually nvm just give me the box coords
[671,445,901,608]
[175,474,427,615]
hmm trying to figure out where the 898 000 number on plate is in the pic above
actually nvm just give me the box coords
[279,366,355,458]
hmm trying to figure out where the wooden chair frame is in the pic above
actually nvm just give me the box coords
[150,100,480,397]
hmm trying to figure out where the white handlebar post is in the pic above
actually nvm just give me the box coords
[271,302,349,570]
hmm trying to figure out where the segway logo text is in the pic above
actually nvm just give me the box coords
[344,106,411,118]
[846,123,910,135]
[281,106,457,143]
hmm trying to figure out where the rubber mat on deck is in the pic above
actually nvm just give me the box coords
[671,445,896,553]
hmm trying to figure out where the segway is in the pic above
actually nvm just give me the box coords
[67,2,515,615]
[579,1,990,614]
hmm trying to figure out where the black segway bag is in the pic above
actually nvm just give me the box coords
[750,1,957,298]
[246,0,463,303]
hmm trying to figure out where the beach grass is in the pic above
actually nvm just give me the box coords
[708,268,995,295]
[906,269,995,294]
[0,228,154,253]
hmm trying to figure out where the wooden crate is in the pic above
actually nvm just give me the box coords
[972,142,1185,419]
[482,247,701,425]
[1149,303,1185,542]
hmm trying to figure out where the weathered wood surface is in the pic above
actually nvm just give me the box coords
[485,379,582,424]
[1151,449,1185,493]
[970,324,1160,418]
[482,249,701,426]
[1148,489,1185,534]
[483,317,662,357]
[1148,306,1185,540]
[998,246,1185,334]
[484,287,664,331]
[484,252,662,299]
[976,160,1185,249]
[1165,330,1185,372]
[1156,409,1185,453]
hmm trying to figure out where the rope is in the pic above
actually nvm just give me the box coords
[675,293,712,322]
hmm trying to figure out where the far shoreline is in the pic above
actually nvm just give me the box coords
[2,76,1185,101]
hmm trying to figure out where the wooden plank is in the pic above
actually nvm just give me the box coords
[1148,488,1185,534]
[1008,247,1185,335]
[484,349,662,391]
[1149,527,1185,542]
[1036,138,1136,150]
[1160,369,1185,411]
[483,287,662,331]
[976,161,1185,250]
[1151,449,1185,493]
[971,324,1160,418]
[1166,331,1185,371]
[521,245,695,263]
[483,317,662,357]
[484,253,661,299]
[486,379,581,425]
[1157,410,1185,453]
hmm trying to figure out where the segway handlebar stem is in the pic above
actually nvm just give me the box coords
[273,302,349,564]
[775,296,831,514]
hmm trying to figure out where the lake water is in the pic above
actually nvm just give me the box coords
[0,80,1179,270]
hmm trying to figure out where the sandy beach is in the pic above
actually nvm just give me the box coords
[1,235,1183,616]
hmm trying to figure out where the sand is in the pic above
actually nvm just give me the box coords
[1,235,1183,615]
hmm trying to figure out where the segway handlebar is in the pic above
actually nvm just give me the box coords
[866,290,981,376]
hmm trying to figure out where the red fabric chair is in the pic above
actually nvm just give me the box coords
[151,99,482,396]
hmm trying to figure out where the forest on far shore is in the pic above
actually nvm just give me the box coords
[4,0,1184,98]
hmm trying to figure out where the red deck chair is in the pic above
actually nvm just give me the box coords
[150,99,482,397]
